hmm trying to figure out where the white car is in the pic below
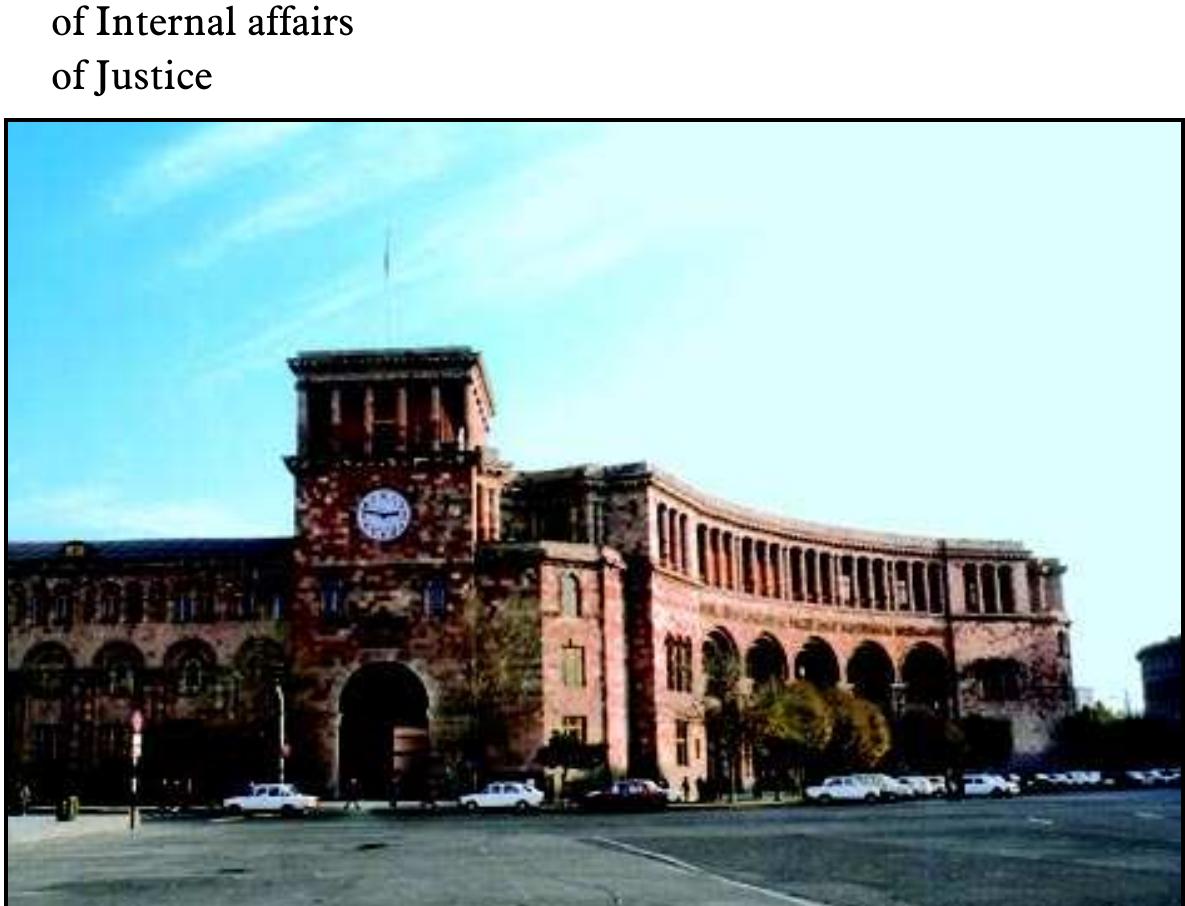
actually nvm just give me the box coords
[851,773,913,801]
[896,775,941,798]
[458,781,545,811]
[223,782,320,816]
[804,776,881,803]
[963,773,1020,798]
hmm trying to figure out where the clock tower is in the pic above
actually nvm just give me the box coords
[286,347,505,625]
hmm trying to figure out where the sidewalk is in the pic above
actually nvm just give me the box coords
[7,813,133,846]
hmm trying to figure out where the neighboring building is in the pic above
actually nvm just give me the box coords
[1137,635,1181,723]
[6,346,1074,801]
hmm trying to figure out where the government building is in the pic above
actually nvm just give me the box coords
[6,347,1074,801]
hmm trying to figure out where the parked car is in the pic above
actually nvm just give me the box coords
[963,773,1020,798]
[851,773,913,801]
[579,779,669,811]
[896,776,941,798]
[458,781,545,812]
[222,782,320,816]
[804,776,881,804]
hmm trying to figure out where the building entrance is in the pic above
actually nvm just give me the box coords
[339,663,429,799]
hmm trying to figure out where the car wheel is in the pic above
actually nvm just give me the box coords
[990,789,1004,799]
[515,801,530,812]
[226,805,242,816]
[280,805,296,818]
[465,801,479,812]
[818,795,831,804]
[864,793,878,803]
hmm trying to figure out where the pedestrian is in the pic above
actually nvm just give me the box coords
[345,777,361,812]
[389,770,402,811]
[680,776,690,803]
[18,781,32,815]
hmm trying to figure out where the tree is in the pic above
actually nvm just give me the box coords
[750,680,833,796]
[435,594,541,789]
[535,731,607,800]
[701,642,751,800]
[823,687,892,771]
[893,706,966,773]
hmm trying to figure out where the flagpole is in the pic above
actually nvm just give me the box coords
[384,224,394,347]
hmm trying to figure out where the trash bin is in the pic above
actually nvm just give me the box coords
[55,796,80,821]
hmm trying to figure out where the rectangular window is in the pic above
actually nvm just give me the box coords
[675,720,689,767]
[561,645,586,688]
[561,715,587,743]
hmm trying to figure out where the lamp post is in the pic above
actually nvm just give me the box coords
[275,683,286,784]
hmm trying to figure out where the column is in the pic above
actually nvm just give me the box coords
[363,386,375,457]
[330,387,342,453]
[296,386,309,455]
[395,385,408,449]
[429,384,442,451]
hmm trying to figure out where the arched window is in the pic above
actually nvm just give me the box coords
[24,643,74,697]
[94,642,143,697]
[560,573,581,617]
[167,641,216,697]
[970,658,1023,701]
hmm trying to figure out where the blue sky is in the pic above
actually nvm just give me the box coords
[6,122,1180,711]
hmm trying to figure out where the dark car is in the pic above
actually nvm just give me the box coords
[579,779,669,812]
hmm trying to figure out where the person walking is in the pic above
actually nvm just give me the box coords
[344,777,361,812]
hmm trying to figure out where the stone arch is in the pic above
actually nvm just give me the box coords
[967,657,1024,702]
[93,641,144,697]
[745,633,788,687]
[702,627,741,697]
[846,641,895,709]
[164,638,217,697]
[793,636,840,688]
[901,643,950,714]
[234,637,287,684]
[23,641,75,697]
[338,662,430,799]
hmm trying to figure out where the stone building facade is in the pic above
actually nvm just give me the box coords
[6,346,1073,801]
[1137,636,1181,724]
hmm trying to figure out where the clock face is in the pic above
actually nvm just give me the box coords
[356,488,412,542]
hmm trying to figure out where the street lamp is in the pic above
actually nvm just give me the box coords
[275,683,286,784]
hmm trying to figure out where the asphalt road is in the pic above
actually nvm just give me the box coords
[7,789,1180,906]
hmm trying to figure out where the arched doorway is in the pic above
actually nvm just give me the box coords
[339,663,429,799]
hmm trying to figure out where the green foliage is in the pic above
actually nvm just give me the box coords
[536,731,607,798]
[1053,706,1181,768]
[748,680,834,795]
[436,594,541,779]
[894,707,967,772]
[822,687,892,771]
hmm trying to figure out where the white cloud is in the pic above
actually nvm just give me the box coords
[192,267,380,386]
[179,124,457,266]
[13,485,266,539]
[108,122,314,214]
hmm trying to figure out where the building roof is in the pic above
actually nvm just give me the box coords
[6,537,293,564]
